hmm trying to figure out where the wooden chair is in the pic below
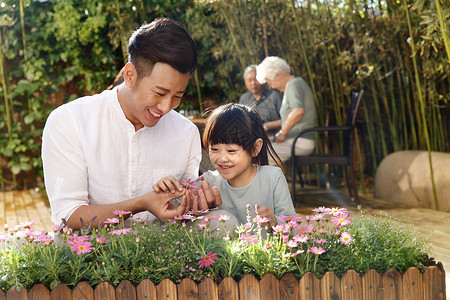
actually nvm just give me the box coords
[290,90,364,205]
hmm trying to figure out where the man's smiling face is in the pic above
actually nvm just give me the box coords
[123,62,190,130]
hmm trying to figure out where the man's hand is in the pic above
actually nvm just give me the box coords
[192,180,222,211]
[152,176,184,193]
[147,189,192,220]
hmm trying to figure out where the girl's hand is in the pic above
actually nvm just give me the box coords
[152,176,184,193]
[193,180,222,210]
[256,205,277,226]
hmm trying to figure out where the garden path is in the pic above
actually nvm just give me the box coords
[1,187,449,298]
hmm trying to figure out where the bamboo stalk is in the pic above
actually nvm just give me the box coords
[0,29,12,138]
[194,69,203,113]
[115,0,128,64]
[289,0,320,117]
[219,4,246,69]
[434,0,450,64]
[19,0,27,64]
[402,0,439,210]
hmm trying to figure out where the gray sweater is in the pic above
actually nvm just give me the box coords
[205,165,295,225]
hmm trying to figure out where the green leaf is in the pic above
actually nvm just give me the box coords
[11,165,21,175]
[24,114,35,125]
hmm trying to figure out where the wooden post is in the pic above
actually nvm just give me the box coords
[136,279,156,300]
[382,268,403,300]
[177,278,198,300]
[198,277,218,299]
[320,271,341,300]
[28,284,50,299]
[218,277,239,300]
[279,273,299,299]
[423,266,445,300]
[239,274,260,300]
[94,282,116,300]
[156,279,177,300]
[361,269,383,300]
[341,270,362,299]
[260,274,280,300]
[299,272,321,299]
[402,267,423,300]
[116,280,137,300]
[6,286,27,300]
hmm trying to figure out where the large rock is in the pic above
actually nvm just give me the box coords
[374,150,450,211]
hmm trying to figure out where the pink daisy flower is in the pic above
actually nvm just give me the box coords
[286,240,299,248]
[311,214,326,222]
[113,210,131,217]
[272,224,285,234]
[68,234,90,243]
[293,234,309,243]
[180,178,199,192]
[104,218,120,224]
[308,246,326,255]
[314,238,327,244]
[240,233,258,245]
[326,207,348,216]
[331,213,352,227]
[279,215,301,222]
[296,224,315,234]
[198,252,218,268]
[290,249,305,258]
[253,216,269,225]
[218,215,230,222]
[194,173,206,183]
[312,206,327,213]
[19,221,36,229]
[96,236,107,244]
[51,224,60,232]
[339,232,353,245]
[110,228,132,236]
[70,240,93,255]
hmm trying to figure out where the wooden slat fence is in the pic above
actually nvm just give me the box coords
[0,265,445,300]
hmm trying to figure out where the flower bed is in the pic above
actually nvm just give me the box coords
[0,206,444,299]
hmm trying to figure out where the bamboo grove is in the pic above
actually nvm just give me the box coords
[0,0,449,193]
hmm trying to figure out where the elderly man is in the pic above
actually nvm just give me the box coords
[239,65,282,135]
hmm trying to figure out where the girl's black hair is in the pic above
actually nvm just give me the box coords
[203,103,284,170]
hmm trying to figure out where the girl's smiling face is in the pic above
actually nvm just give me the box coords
[208,143,257,188]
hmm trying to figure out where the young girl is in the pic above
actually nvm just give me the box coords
[153,103,296,226]
[200,103,295,225]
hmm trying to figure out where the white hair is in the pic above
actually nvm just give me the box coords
[243,64,257,79]
[256,56,291,84]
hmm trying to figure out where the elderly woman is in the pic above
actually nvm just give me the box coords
[256,56,316,162]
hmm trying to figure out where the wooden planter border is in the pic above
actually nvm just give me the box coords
[1,264,445,299]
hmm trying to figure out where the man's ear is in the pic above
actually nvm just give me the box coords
[252,138,263,157]
[123,62,137,89]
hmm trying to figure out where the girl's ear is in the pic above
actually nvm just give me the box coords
[251,138,263,157]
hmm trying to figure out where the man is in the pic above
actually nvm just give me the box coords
[42,18,221,230]
[239,65,283,135]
